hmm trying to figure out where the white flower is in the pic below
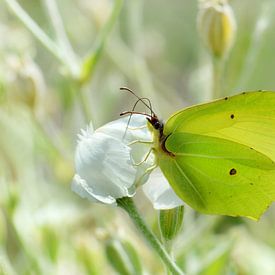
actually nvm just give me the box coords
[72,114,184,209]
[143,168,184,210]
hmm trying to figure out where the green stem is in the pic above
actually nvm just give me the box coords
[212,58,224,99]
[4,0,94,125]
[127,0,155,98]
[117,197,184,275]
[234,3,273,91]
[164,241,174,275]
[78,86,94,125]
[161,236,175,275]
[80,0,124,83]
[94,0,124,57]
[2,208,41,274]
[4,0,76,76]
[32,117,64,159]
[42,0,80,76]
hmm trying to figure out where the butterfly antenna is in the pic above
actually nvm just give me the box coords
[121,97,152,140]
[120,87,154,116]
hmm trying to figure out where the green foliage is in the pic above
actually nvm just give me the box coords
[105,239,142,275]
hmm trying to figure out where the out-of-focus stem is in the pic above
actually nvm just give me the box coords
[3,0,75,74]
[3,208,41,274]
[78,87,94,125]
[42,0,80,77]
[80,0,124,83]
[212,58,224,99]
[117,197,185,275]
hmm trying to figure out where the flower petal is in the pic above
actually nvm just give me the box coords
[72,174,116,205]
[97,114,152,143]
[74,130,137,202]
[97,114,155,185]
[72,115,155,206]
[143,168,184,209]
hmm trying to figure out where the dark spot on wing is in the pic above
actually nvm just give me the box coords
[230,114,234,119]
[258,89,263,92]
[242,92,246,95]
[250,183,254,186]
[229,168,237,175]
[224,97,228,100]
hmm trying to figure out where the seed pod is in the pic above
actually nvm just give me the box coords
[159,206,184,242]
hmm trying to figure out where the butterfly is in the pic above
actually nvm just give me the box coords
[121,88,275,220]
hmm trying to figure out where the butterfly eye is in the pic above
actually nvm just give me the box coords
[154,121,161,129]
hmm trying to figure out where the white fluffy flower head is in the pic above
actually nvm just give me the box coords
[72,114,183,209]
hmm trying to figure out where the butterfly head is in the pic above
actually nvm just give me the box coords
[146,114,164,135]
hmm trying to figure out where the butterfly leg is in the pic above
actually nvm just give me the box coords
[128,140,153,146]
[133,147,153,166]
[135,163,158,187]
[144,163,157,174]
[128,139,155,168]
[123,125,148,139]
[142,147,158,173]
[128,125,148,130]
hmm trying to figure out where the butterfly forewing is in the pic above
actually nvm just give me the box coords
[164,91,275,162]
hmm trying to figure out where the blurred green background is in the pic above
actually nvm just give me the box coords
[1,0,275,274]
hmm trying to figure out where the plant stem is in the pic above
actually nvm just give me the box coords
[4,0,94,126]
[2,208,41,274]
[80,0,124,83]
[4,0,76,76]
[33,117,64,159]
[164,242,174,275]
[128,0,157,100]
[212,57,224,99]
[93,0,124,60]
[117,197,184,275]
[234,3,272,91]
[42,0,80,77]
[162,237,175,275]
[78,86,94,124]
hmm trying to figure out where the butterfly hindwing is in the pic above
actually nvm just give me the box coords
[158,132,275,220]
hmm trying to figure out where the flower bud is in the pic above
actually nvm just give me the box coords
[105,239,142,275]
[197,0,236,58]
[159,206,184,242]
[5,55,45,112]
[82,0,112,29]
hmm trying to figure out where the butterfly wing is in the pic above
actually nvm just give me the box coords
[164,91,275,162]
[158,132,275,220]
